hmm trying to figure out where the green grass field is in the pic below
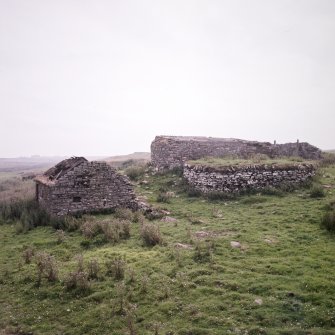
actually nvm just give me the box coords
[0,165,335,334]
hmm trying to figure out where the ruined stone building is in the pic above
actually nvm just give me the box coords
[35,157,138,216]
[151,136,322,170]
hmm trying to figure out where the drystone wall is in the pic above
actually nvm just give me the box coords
[183,163,316,194]
[151,136,322,170]
[36,161,138,216]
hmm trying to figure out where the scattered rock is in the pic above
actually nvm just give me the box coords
[254,298,263,305]
[230,241,241,248]
[145,209,164,220]
[188,217,206,225]
[194,231,211,238]
[212,211,224,218]
[194,230,234,239]
[264,236,278,244]
[175,243,193,249]
[161,216,177,222]
[322,184,333,189]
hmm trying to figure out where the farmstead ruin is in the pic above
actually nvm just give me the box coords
[151,136,320,194]
[34,137,321,214]
[35,157,138,216]
[151,136,321,170]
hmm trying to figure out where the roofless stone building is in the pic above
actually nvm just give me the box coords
[151,136,322,170]
[35,157,138,216]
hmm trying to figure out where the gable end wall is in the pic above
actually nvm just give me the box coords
[36,161,138,216]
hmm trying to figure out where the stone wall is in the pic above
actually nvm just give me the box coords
[183,162,316,194]
[36,161,138,216]
[151,136,322,170]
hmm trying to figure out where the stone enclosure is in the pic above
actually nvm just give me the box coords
[183,162,316,194]
[35,157,138,216]
[151,136,322,170]
[151,135,321,194]
[35,137,321,215]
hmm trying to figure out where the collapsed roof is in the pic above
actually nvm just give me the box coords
[35,157,87,185]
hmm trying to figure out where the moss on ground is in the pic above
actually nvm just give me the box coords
[0,166,335,334]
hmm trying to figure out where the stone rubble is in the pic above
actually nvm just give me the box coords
[230,241,242,248]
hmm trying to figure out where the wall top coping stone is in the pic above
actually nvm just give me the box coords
[153,135,272,144]
[153,135,316,146]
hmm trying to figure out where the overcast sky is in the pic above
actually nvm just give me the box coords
[0,0,334,157]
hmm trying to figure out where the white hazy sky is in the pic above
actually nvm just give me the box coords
[0,0,334,157]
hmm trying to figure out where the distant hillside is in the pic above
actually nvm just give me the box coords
[103,152,151,169]
[325,149,335,153]
[0,156,68,172]
[104,152,150,163]
[0,153,150,173]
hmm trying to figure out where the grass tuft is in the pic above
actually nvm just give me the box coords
[320,210,335,233]
[140,223,163,246]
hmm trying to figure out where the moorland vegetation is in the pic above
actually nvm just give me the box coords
[0,154,335,334]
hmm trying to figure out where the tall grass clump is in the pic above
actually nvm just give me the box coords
[50,215,73,231]
[0,199,46,222]
[87,259,100,280]
[106,256,126,280]
[248,153,270,163]
[115,207,133,221]
[65,271,90,292]
[35,252,58,285]
[320,210,335,233]
[124,165,146,181]
[100,219,131,243]
[207,191,236,201]
[310,184,325,198]
[179,181,202,198]
[0,198,56,233]
[80,218,131,243]
[140,223,162,246]
[22,246,35,264]
[64,255,90,293]
[193,240,215,263]
[132,211,146,224]
[55,229,66,244]
[80,220,101,239]
[260,186,285,197]
[156,192,171,203]
[320,152,335,167]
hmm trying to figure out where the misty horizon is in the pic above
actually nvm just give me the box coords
[1,0,334,157]
[0,139,334,160]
